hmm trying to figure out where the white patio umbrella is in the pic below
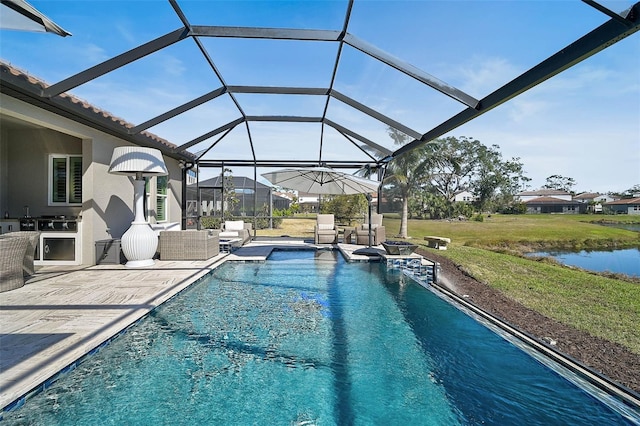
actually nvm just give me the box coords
[261,166,380,195]
[1,0,71,37]
[262,166,382,255]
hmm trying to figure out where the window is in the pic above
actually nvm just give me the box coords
[156,175,168,222]
[145,176,168,222]
[49,155,82,205]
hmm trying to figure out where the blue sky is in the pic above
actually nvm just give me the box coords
[1,0,639,193]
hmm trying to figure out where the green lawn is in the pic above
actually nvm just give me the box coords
[383,214,640,250]
[434,245,640,354]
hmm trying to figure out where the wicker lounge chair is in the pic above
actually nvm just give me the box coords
[0,231,40,277]
[314,214,338,244]
[159,230,219,261]
[353,213,386,246]
[218,220,252,245]
[0,234,31,292]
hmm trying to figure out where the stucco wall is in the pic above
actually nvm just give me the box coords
[1,94,184,265]
[4,127,82,218]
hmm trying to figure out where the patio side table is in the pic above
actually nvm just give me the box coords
[343,227,355,244]
[219,238,242,253]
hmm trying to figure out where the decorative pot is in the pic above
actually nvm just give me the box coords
[382,241,418,255]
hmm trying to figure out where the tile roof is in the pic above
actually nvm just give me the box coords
[604,197,640,205]
[518,189,571,196]
[573,192,601,200]
[0,61,194,161]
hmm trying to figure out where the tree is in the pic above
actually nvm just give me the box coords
[471,150,530,212]
[321,194,368,225]
[543,175,576,193]
[419,136,529,214]
[383,132,529,234]
[383,129,446,237]
[221,168,239,219]
[622,184,640,198]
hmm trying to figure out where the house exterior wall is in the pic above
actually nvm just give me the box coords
[4,127,82,218]
[525,203,584,214]
[607,205,640,215]
[595,195,614,203]
[1,94,183,266]
[453,191,475,202]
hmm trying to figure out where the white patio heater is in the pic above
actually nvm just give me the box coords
[108,146,168,267]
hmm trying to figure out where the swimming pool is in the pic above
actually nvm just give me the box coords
[2,250,638,424]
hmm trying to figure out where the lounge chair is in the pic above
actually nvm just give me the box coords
[0,231,40,277]
[0,233,31,292]
[354,213,386,246]
[314,214,338,244]
[219,220,252,245]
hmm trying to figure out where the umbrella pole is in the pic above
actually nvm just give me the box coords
[367,194,373,247]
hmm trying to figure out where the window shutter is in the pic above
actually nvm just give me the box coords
[52,158,67,203]
[156,195,166,221]
[69,157,83,204]
[156,176,168,221]
[157,176,167,195]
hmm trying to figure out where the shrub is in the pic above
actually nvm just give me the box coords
[200,216,222,229]
[254,205,284,229]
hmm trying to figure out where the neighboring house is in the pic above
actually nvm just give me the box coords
[523,197,585,214]
[189,175,291,217]
[516,189,573,202]
[0,63,193,266]
[452,191,477,203]
[573,192,615,213]
[604,198,640,215]
[185,167,198,185]
[298,192,320,212]
[573,192,598,203]
[516,189,583,214]
[298,192,377,213]
[273,191,294,202]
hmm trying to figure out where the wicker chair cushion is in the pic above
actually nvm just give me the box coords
[225,221,244,231]
[219,231,239,238]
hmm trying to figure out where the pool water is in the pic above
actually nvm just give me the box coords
[3,250,638,425]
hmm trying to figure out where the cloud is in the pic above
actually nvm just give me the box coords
[157,54,187,78]
[455,56,520,97]
[504,98,550,124]
[78,43,110,65]
[115,23,137,45]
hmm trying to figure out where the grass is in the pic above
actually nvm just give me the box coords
[383,214,640,251]
[437,245,640,355]
[255,217,317,238]
[256,213,640,355]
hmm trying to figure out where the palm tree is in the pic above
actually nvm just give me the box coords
[383,129,446,238]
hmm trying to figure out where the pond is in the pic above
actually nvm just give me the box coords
[527,248,640,277]
[598,223,640,232]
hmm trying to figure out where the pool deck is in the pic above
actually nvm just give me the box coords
[0,239,409,411]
